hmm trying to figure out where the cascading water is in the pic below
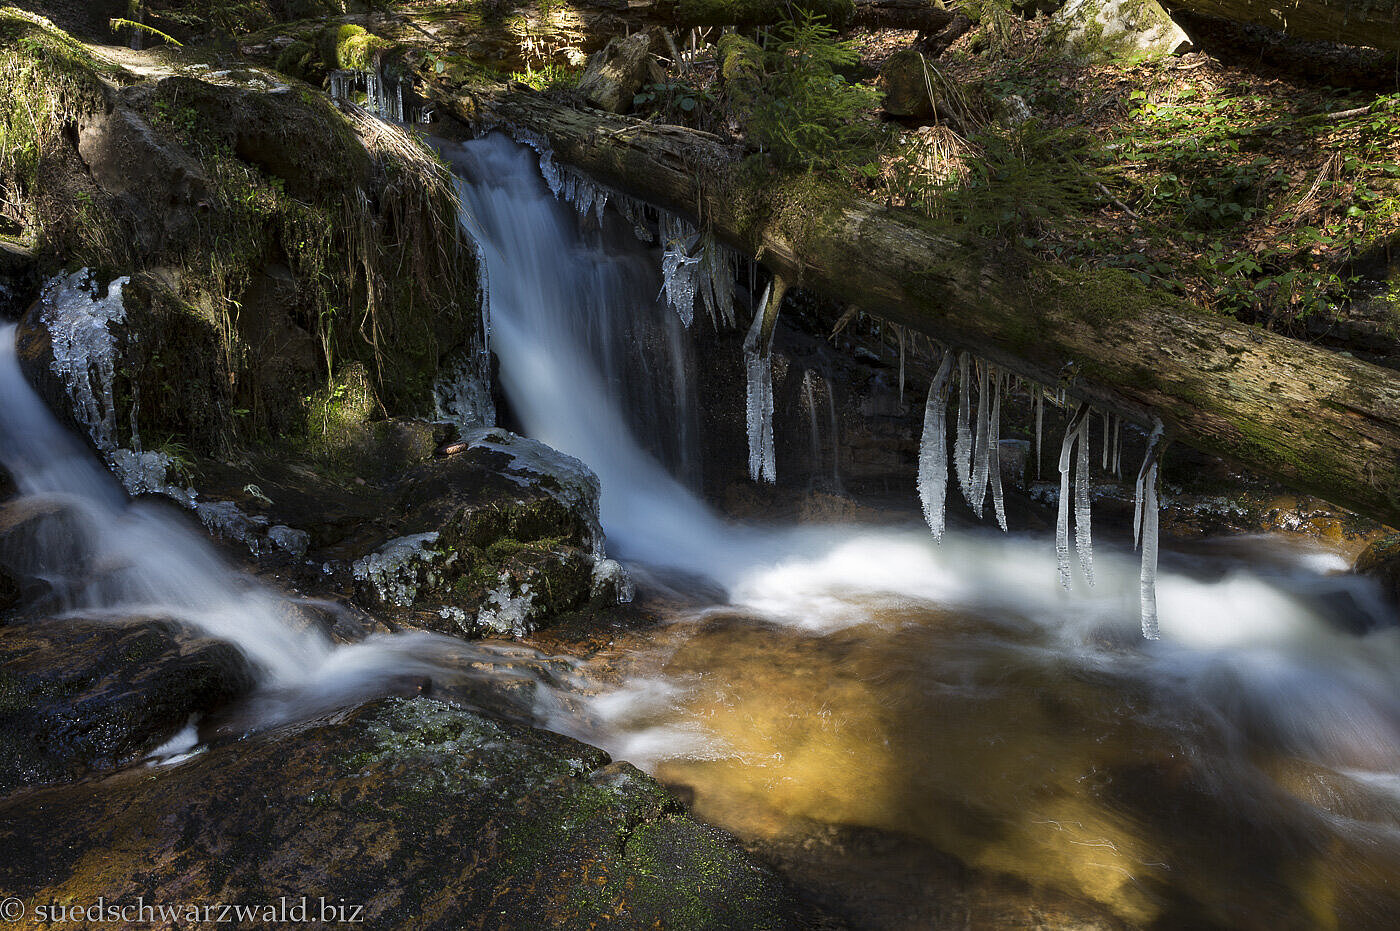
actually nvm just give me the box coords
[444,133,1400,927]
[0,319,567,731]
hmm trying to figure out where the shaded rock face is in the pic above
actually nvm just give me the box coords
[1052,0,1193,59]
[0,697,809,931]
[0,617,254,795]
[879,49,934,119]
[1355,533,1400,605]
[578,28,662,114]
[0,241,37,321]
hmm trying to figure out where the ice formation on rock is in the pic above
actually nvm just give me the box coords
[743,285,777,484]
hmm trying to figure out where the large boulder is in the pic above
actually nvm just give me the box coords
[1052,0,1193,60]
[0,616,254,795]
[0,696,812,930]
[351,428,624,637]
[577,28,663,114]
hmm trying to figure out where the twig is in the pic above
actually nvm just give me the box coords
[1095,181,1141,219]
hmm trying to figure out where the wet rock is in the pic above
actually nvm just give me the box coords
[0,240,37,320]
[578,28,663,114]
[1354,533,1400,605]
[1051,0,1193,60]
[0,617,254,795]
[0,496,94,603]
[0,697,811,930]
[349,429,614,636]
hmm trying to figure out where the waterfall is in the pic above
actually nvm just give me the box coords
[0,320,538,729]
[444,134,1399,650]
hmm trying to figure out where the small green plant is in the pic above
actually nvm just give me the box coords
[747,11,883,171]
[153,436,197,485]
[632,80,715,126]
[509,63,579,92]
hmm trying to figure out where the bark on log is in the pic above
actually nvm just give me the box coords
[1164,0,1400,52]
[316,1,950,73]
[436,82,1400,527]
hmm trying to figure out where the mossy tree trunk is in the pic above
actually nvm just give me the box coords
[441,81,1400,527]
[1164,0,1400,51]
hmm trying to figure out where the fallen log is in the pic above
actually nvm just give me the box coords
[286,1,950,73]
[1164,0,1400,52]
[436,81,1400,527]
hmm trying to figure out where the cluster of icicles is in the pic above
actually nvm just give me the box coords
[536,143,1169,639]
[917,352,1168,638]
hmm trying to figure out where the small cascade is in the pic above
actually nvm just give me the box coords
[799,369,843,492]
[823,378,842,491]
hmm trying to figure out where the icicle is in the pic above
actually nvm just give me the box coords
[824,379,841,491]
[802,370,821,478]
[1131,434,1164,638]
[969,363,991,517]
[1112,415,1122,477]
[1075,411,1094,587]
[988,372,1007,531]
[1101,411,1111,470]
[657,214,703,326]
[897,327,906,404]
[1133,420,1165,548]
[743,281,780,483]
[1056,404,1090,590]
[955,353,973,503]
[1034,385,1044,480]
[918,353,955,540]
[696,233,738,329]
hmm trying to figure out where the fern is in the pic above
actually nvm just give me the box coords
[109,18,183,47]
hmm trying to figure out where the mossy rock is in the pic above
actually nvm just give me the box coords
[4,13,477,459]
[318,22,393,72]
[273,39,317,82]
[0,696,813,929]
[1051,0,1192,61]
[879,48,934,119]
